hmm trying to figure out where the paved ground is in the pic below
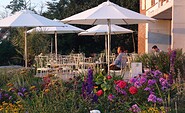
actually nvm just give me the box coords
[0,65,23,68]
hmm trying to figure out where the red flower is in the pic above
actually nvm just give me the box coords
[115,80,127,89]
[43,76,51,84]
[129,86,138,95]
[107,75,112,80]
[96,90,103,96]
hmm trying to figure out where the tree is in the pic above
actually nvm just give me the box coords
[10,28,50,66]
[0,40,17,65]
[6,0,27,14]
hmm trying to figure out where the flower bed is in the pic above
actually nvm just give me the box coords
[0,49,185,112]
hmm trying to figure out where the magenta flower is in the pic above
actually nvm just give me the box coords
[144,87,151,91]
[129,104,141,113]
[159,77,169,90]
[108,94,115,101]
[153,70,162,78]
[148,79,156,86]
[129,77,137,84]
[148,93,157,103]
[139,77,147,84]
[134,81,142,88]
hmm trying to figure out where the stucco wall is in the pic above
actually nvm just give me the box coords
[172,0,185,52]
[147,20,171,53]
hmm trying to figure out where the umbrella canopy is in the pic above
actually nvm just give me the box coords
[0,10,62,27]
[78,24,133,36]
[27,20,84,60]
[79,24,133,63]
[61,0,155,74]
[0,10,63,67]
[61,1,155,25]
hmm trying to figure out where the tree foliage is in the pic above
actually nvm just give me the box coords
[10,28,50,66]
[6,0,27,14]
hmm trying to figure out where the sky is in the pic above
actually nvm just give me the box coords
[0,0,59,18]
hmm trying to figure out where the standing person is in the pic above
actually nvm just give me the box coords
[109,46,127,70]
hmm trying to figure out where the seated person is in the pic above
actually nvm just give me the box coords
[152,45,162,55]
[110,46,127,70]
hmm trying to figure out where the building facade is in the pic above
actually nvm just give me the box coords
[138,0,185,54]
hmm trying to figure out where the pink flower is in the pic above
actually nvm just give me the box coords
[129,86,138,95]
[96,90,103,96]
[106,75,112,80]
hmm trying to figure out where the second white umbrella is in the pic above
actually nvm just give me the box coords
[27,20,84,61]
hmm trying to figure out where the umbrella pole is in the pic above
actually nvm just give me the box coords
[24,27,28,68]
[51,38,53,54]
[107,19,111,75]
[55,31,58,63]
[132,33,136,53]
[105,35,108,64]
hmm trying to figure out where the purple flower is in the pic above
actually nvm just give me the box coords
[148,93,157,103]
[134,81,142,88]
[82,69,95,101]
[9,96,12,100]
[170,50,176,73]
[120,90,127,96]
[161,81,168,87]
[153,70,162,78]
[161,86,168,91]
[86,69,93,95]
[108,94,115,101]
[157,98,163,103]
[159,77,170,90]
[4,93,9,97]
[129,104,141,113]
[159,77,165,83]
[168,73,173,84]
[144,87,151,91]
[129,77,137,84]
[140,77,147,84]
[92,94,98,103]
[21,87,27,93]
[148,79,156,86]
[0,93,2,99]
[115,86,127,95]
[18,92,24,97]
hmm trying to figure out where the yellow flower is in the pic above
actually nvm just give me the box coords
[8,103,13,107]
[16,101,21,105]
[44,89,50,93]
[2,102,8,106]
[0,106,3,111]
[18,104,23,108]
[7,83,13,87]
[8,87,14,92]
[30,86,36,90]
[94,86,98,89]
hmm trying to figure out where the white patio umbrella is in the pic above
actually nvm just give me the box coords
[61,0,155,74]
[79,24,133,63]
[0,10,64,67]
[27,20,84,61]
